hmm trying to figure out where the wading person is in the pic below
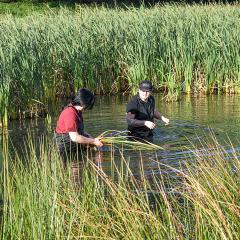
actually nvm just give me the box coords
[126,80,169,142]
[55,88,103,163]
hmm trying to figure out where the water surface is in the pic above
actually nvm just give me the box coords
[2,94,240,176]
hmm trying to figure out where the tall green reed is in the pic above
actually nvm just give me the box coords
[179,131,239,239]
[0,80,10,128]
[1,135,179,239]
[1,4,240,120]
[1,132,240,239]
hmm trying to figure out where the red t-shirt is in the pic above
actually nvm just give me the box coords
[56,106,83,134]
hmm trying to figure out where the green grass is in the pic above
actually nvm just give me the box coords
[1,3,240,124]
[0,2,47,16]
[0,1,77,16]
[1,132,240,239]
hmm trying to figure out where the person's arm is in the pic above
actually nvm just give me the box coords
[69,132,103,147]
[154,110,170,125]
[126,112,155,129]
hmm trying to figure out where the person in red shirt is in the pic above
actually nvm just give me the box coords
[55,88,103,162]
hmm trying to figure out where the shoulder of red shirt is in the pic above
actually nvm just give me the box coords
[56,106,83,133]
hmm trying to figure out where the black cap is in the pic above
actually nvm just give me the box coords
[139,80,153,91]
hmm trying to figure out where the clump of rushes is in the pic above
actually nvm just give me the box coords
[1,134,178,239]
[1,4,240,120]
[1,133,240,238]
[98,130,163,150]
[179,137,240,239]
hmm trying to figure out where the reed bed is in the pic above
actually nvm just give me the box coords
[1,133,240,239]
[1,3,240,123]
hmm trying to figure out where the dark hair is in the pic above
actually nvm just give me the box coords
[139,80,153,91]
[72,88,95,110]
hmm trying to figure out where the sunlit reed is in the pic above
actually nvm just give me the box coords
[1,132,239,238]
[1,4,240,122]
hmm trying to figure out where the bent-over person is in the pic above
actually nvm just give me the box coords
[55,88,103,163]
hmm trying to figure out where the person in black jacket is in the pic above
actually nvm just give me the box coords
[126,80,169,142]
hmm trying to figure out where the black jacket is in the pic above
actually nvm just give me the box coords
[126,94,155,139]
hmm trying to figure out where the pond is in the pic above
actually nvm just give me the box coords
[1,94,240,177]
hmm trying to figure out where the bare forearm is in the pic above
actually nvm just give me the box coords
[69,132,103,147]
[69,132,95,144]
[154,110,170,125]
[76,135,95,144]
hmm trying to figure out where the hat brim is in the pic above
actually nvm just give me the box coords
[140,87,152,91]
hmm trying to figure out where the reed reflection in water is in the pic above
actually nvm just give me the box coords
[3,93,240,180]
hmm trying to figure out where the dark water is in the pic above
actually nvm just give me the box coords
[1,94,240,177]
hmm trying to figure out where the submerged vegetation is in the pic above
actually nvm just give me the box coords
[1,3,240,125]
[1,133,240,239]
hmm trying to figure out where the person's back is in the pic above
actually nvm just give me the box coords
[54,88,103,162]
[55,105,85,159]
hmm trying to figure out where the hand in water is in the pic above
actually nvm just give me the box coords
[162,116,170,125]
[144,121,156,129]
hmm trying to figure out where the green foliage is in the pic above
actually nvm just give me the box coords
[0,1,76,16]
[1,4,240,121]
[1,133,240,238]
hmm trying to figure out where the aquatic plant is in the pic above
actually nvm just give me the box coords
[0,135,178,239]
[1,133,239,239]
[98,130,164,150]
[1,4,240,121]
[0,81,9,128]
